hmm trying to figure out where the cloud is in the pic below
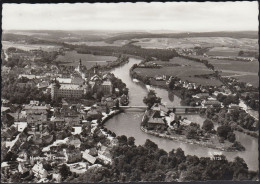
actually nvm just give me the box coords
[2,2,258,31]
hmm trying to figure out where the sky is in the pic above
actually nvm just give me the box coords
[2,1,259,32]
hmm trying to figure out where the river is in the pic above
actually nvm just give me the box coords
[105,57,258,171]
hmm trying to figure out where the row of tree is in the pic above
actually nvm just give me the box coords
[64,137,257,182]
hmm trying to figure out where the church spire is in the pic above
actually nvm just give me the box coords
[79,58,82,66]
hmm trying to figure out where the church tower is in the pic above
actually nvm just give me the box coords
[75,58,82,73]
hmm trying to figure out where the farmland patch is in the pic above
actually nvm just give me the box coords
[55,50,117,68]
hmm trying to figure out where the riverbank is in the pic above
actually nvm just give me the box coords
[100,109,123,126]
[140,126,244,152]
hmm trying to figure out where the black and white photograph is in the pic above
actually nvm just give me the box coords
[1,1,259,182]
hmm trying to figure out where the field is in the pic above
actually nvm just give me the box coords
[55,50,117,68]
[206,47,241,57]
[134,57,223,86]
[2,41,61,51]
[132,37,258,50]
[208,59,258,73]
[233,75,259,87]
[207,58,259,87]
[65,40,130,47]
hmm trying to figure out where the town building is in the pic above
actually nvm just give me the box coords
[64,148,82,163]
[101,80,113,95]
[51,83,84,100]
[82,150,97,165]
[32,162,48,179]
[24,105,49,125]
[147,111,167,130]
[201,100,222,108]
[98,145,112,164]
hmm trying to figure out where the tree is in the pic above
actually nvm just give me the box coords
[144,139,158,150]
[186,127,198,139]
[127,137,135,146]
[143,90,161,108]
[202,119,214,132]
[227,132,236,143]
[59,164,71,180]
[117,135,128,145]
[115,99,120,109]
[105,105,110,114]
[175,148,186,163]
[168,80,175,90]
[217,125,232,139]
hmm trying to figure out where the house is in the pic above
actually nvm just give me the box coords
[18,162,30,174]
[71,77,85,85]
[56,77,72,84]
[18,74,36,80]
[192,93,209,99]
[155,75,166,81]
[32,162,48,179]
[72,125,83,135]
[2,66,11,73]
[201,100,222,108]
[32,132,54,145]
[102,73,114,81]
[1,106,11,114]
[37,81,49,89]
[14,122,28,132]
[82,150,97,165]
[2,99,10,106]
[147,114,167,130]
[52,173,62,183]
[64,148,82,163]
[101,80,113,95]
[51,83,84,100]
[114,88,120,95]
[50,117,65,130]
[101,97,115,109]
[67,136,81,148]
[2,126,19,141]
[67,162,88,174]
[90,74,102,82]
[24,105,49,125]
[89,147,98,157]
[151,103,169,116]
[228,104,241,113]
[17,149,29,162]
[109,138,119,147]
[98,145,112,164]
[86,108,102,120]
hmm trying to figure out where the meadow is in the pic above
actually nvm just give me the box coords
[233,75,259,87]
[2,41,61,52]
[206,47,241,57]
[134,57,222,86]
[208,58,258,73]
[132,37,258,50]
[65,40,129,47]
[55,50,117,68]
[207,58,258,87]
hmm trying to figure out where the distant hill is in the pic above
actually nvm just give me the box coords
[3,30,258,44]
[104,31,258,43]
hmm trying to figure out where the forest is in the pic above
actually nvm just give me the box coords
[64,137,257,182]
[63,42,179,61]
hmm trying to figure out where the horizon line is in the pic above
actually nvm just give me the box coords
[3,29,258,33]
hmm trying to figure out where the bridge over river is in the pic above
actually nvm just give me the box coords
[119,105,202,113]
